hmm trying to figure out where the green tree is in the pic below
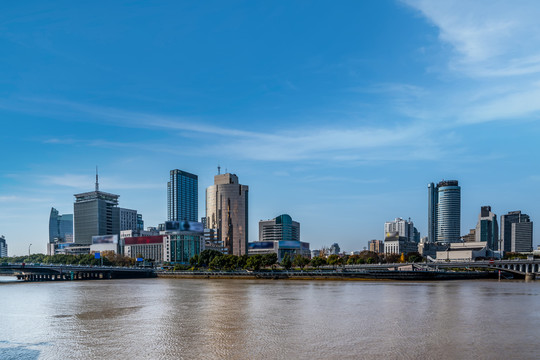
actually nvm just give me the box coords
[262,253,278,270]
[237,254,249,269]
[189,254,199,268]
[281,253,292,270]
[327,254,341,269]
[385,253,401,263]
[246,255,263,271]
[209,255,226,270]
[406,252,423,263]
[293,255,309,270]
[310,256,327,269]
[223,255,239,270]
[198,249,223,267]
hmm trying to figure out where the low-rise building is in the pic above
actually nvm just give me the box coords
[248,240,310,261]
[384,232,418,255]
[368,240,384,254]
[164,232,205,264]
[435,242,487,261]
[124,235,166,263]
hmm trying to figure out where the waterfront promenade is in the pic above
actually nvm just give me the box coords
[5,258,540,282]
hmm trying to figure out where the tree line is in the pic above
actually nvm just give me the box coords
[0,252,136,267]
[165,250,426,271]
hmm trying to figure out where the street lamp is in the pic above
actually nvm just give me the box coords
[28,243,32,256]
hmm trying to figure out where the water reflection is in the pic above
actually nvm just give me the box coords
[1,279,540,359]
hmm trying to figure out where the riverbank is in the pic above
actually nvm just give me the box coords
[157,269,498,281]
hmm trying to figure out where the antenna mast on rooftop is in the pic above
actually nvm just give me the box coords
[95,166,99,191]
[218,164,221,175]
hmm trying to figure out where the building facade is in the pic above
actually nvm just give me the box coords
[511,222,533,253]
[259,214,300,242]
[0,235,7,258]
[167,169,198,222]
[206,173,249,256]
[501,211,533,253]
[124,235,166,263]
[368,239,384,254]
[384,218,419,243]
[428,180,461,243]
[49,207,74,243]
[428,182,438,243]
[73,177,120,245]
[475,206,498,250]
[384,233,418,255]
[119,208,138,231]
[248,240,310,261]
[164,232,204,264]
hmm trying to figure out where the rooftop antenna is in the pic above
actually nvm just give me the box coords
[95,166,99,191]
[217,164,221,175]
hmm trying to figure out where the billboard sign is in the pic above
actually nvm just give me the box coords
[278,241,301,249]
[92,235,118,244]
[249,241,275,250]
[165,221,203,232]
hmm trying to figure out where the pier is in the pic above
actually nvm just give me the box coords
[0,264,155,282]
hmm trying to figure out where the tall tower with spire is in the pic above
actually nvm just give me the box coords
[73,169,120,244]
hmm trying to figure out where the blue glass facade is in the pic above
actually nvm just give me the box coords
[49,207,74,243]
[167,169,198,222]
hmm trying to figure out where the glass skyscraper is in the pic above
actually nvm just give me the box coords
[49,207,74,243]
[428,180,461,244]
[475,206,498,250]
[167,169,198,222]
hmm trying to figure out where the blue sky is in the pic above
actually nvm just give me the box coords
[1,0,540,255]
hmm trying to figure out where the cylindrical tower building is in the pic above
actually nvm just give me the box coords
[436,180,461,243]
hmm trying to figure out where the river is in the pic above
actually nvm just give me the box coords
[1,278,539,359]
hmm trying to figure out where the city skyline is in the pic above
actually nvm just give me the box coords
[2,1,540,254]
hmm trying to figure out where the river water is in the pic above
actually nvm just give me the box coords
[1,278,539,359]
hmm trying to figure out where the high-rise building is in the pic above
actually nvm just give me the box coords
[475,206,498,250]
[384,218,419,243]
[206,172,249,256]
[428,182,438,243]
[73,173,120,245]
[119,207,138,231]
[49,207,74,243]
[501,211,533,253]
[167,169,198,222]
[0,235,7,258]
[428,180,461,243]
[259,214,300,242]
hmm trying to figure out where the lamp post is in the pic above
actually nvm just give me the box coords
[28,243,32,256]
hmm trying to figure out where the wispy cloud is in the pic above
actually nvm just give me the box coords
[40,174,162,190]
[0,195,52,203]
[4,96,447,163]
[401,0,540,125]
[404,0,540,77]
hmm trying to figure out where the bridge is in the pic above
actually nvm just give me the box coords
[0,264,156,282]
[423,259,540,279]
[330,259,540,279]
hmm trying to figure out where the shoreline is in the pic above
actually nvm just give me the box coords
[156,270,498,281]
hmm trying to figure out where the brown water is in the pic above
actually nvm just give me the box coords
[1,278,540,359]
